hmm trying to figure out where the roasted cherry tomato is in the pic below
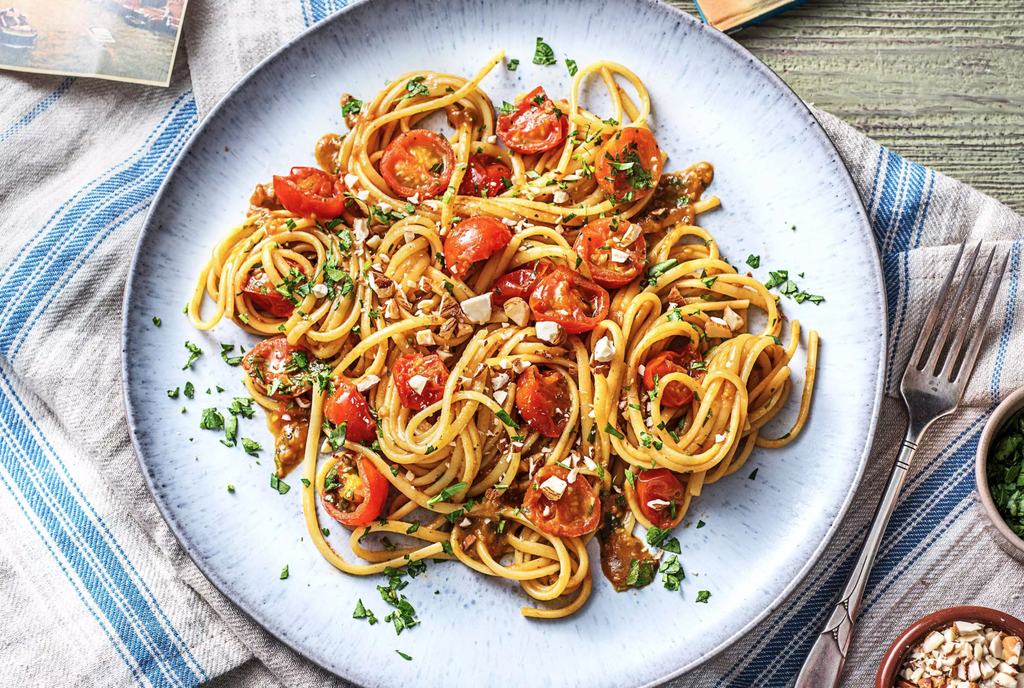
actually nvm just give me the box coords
[490,260,556,306]
[394,353,450,411]
[635,468,686,529]
[573,217,647,289]
[272,167,348,219]
[242,336,314,399]
[496,87,569,155]
[380,129,455,200]
[443,216,512,278]
[515,367,571,438]
[643,346,704,407]
[320,454,389,527]
[529,266,610,335]
[324,376,377,444]
[596,128,663,203]
[523,464,600,537]
[458,154,512,198]
[241,267,296,318]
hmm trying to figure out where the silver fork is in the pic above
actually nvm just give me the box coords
[794,239,1009,688]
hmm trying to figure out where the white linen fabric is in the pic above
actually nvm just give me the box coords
[0,2,1021,686]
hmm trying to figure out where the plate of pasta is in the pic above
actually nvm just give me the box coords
[122,0,886,685]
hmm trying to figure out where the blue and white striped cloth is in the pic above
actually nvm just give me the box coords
[1,3,1021,686]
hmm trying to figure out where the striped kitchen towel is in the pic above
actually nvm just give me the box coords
[0,2,1021,687]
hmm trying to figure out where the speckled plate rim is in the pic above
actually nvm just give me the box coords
[121,0,888,684]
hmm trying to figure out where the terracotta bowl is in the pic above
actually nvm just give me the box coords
[976,386,1024,563]
[875,605,1024,688]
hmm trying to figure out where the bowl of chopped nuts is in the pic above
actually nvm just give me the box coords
[876,606,1024,688]
[976,387,1024,563]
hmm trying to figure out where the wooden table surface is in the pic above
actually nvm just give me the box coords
[668,0,1024,214]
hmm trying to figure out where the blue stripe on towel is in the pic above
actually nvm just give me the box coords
[0,366,207,687]
[0,92,198,360]
[0,77,76,145]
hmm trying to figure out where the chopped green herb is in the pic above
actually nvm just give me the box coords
[167,387,180,399]
[749,468,759,480]
[200,408,224,430]
[396,651,412,661]
[646,526,681,554]
[270,473,291,495]
[427,482,467,506]
[241,438,262,456]
[152,316,161,326]
[532,37,556,65]
[696,590,711,603]
[661,554,684,591]
[624,558,655,588]
[182,341,202,370]
[506,58,519,71]
[987,407,1024,538]
[603,423,625,440]
[280,565,289,580]
[227,484,235,493]
[221,343,244,366]
[184,381,195,398]
[322,527,330,537]
[696,519,706,529]
[565,58,578,76]
[745,254,760,269]
[342,97,363,117]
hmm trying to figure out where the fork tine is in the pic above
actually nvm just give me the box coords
[908,237,967,370]
[952,250,1009,390]
[924,241,983,374]
[940,246,994,380]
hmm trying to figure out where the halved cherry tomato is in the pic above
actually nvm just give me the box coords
[643,346,704,407]
[515,367,571,438]
[272,167,348,219]
[394,353,450,411]
[444,216,512,278]
[523,464,600,537]
[596,128,663,203]
[241,267,295,318]
[490,260,556,306]
[242,336,314,399]
[496,87,569,155]
[458,154,512,198]
[324,377,377,444]
[380,129,455,200]
[529,266,610,335]
[573,217,647,289]
[635,468,686,529]
[320,454,389,527]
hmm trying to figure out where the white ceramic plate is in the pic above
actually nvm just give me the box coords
[122,0,886,685]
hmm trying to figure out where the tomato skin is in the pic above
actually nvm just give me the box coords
[320,456,389,527]
[242,336,313,399]
[643,347,704,407]
[528,266,610,335]
[393,353,450,411]
[443,216,512,278]
[380,130,455,200]
[523,465,600,537]
[496,87,569,155]
[458,155,512,198]
[515,367,571,438]
[272,167,348,218]
[242,267,295,317]
[490,260,555,306]
[573,218,647,289]
[596,128,663,203]
[635,468,686,529]
[324,377,377,444]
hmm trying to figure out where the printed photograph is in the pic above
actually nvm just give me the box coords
[0,0,186,86]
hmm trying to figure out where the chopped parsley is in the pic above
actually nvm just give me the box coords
[152,316,161,326]
[988,407,1024,537]
[227,484,235,493]
[749,468,759,480]
[167,387,179,399]
[624,558,655,588]
[400,75,429,100]
[645,259,678,287]
[280,565,289,580]
[270,473,291,495]
[353,599,377,624]
[241,438,262,455]
[396,651,412,661]
[506,58,519,71]
[532,37,556,65]
[746,254,760,269]
[182,341,202,370]
[495,409,519,428]
[184,381,195,398]
[427,482,467,506]
[565,58,578,76]
[199,408,224,430]
[342,97,363,117]
[604,423,625,440]
[696,590,711,603]
[661,555,684,591]
[646,526,681,554]
[220,343,244,366]
[697,519,706,529]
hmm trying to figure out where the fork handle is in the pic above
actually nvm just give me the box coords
[794,432,920,688]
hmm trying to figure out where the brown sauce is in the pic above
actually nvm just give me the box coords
[315,133,344,175]
[598,493,659,590]
[266,409,308,478]
[637,162,715,234]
